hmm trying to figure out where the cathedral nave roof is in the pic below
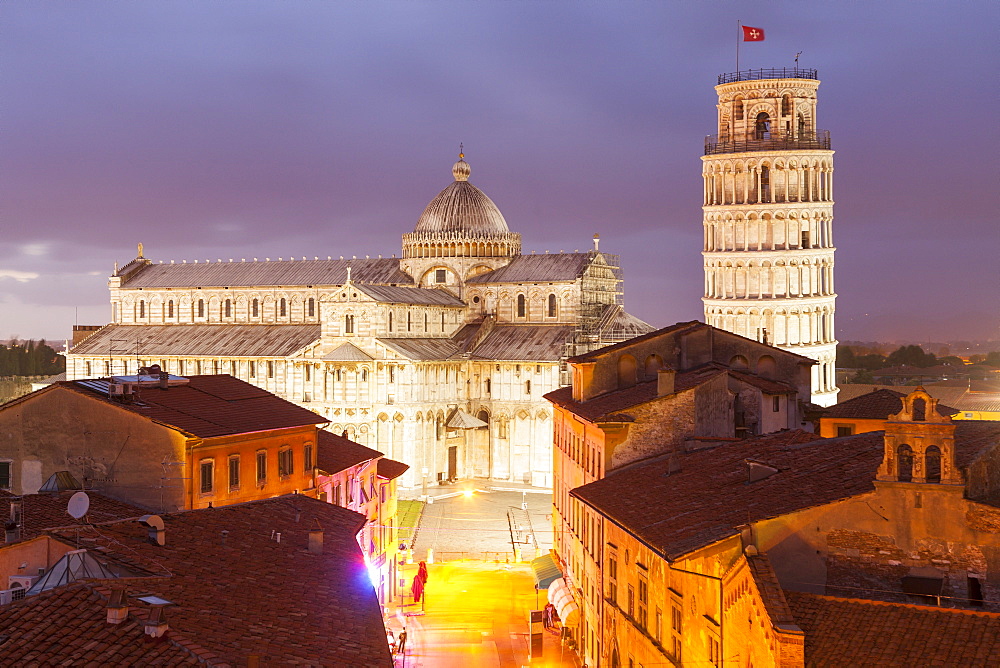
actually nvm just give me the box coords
[119,256,412,288]
[465,252,596,284]
[70,323,321,357]
[356,283,464,306]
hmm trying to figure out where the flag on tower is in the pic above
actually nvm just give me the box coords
[742,26,765,41]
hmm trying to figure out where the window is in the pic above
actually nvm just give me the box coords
[308,297,315,317]
[198,299,205,318]
[608,554,618,604]
[139,300,145,318]
[517,294,526,318]
[249,360,256,378]
[388,366,395,383]
[801,230,810,248]
[0,462,11,490]
[168,300,174,317]
[229,455,240,490]
[734,98,744,120]
[435,269,446,283]
[407,312,412,331]
[256,450,267,483]
[627,585,635,617]
[381,484,387,503]
[388,311,393,332]
[267,360,274,378]
[670,602,682,661]
[708,636,721,667]
[200,459,214,494]
[345,314,354,334]
[781,94,792,116]
[224,299,231,317]
[279,298,287,316]
[836,424,854,438]
[655,607,663,644]
[278,447,293,477]
[441,312,445,332]
[304,443,313,472]
[424,314,428,331]
[334,482,342,506]
[304,364,311,382]
[638,578,648,629]
[547,293,556,317]
[525,380,531,394]
[252,298,259,317]
[772,395,781,412]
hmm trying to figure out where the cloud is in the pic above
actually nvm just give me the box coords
[0,269,39,283]
[19,243,50,256]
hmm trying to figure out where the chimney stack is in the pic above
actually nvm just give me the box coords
[159,371,169,390]
[657,368,676,397]
[9,498,22,524]
[308,530,324,555]
[139,515,166,546]
[143,605,169,640]
[106,588,129,624]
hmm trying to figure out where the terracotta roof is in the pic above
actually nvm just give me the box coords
[824,388,958,420]
[786,591,1000,666]
[1,490,148,541]
[545,363,788,422]
[70,323,321,357]
[566,321,702,363]
[747,553,798,629]
[355,283,464,306]
[0,583,218,665]
[120,256,413,288]
[316,429,382,474]
[377,458,409,481]
[58,375,327,438]
[837,384,1000,414]
[466,253,593,283]
[574,423,1000,560]
[35,496,392,666]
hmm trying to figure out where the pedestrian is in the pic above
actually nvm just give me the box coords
[397,628,407,655]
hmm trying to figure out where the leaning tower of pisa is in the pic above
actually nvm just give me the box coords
[701,68,838,406]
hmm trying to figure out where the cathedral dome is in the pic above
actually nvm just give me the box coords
[413,155,510,237]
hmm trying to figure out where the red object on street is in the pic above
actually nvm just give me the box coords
[411,561,429,602]
[742,26,765,41]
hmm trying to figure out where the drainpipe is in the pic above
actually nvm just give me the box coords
[668,563,724,667]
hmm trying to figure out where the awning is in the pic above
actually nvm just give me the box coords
[548,578,580,627]
[530,553,561,590]
[447,410,488,429]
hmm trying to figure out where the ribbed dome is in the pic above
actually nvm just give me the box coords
[413,156,510,236]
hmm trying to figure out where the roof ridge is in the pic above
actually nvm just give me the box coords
[788,591,1000,618]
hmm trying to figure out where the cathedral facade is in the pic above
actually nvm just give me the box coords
[66,154,651,489]
[701,68,838,406]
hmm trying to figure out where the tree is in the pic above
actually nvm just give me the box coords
[886,345,937,368]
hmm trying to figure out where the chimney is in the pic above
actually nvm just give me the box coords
[9,498,22,524]
[308,530,324,555]
[657,368,676,397]
[106,588,129,625]
[4,522,20,544]
[143,605,169,640]
[139,515,165,546]
[159,371,169,390]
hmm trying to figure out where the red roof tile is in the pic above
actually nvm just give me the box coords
[1,490,148,542]
[824,388,958,420]
[574,423,1000,560]
[316,429,382,473]
[33,496,391,666]
[786,591,1000,666]
[58,375,327,438]
[377,458,409,481]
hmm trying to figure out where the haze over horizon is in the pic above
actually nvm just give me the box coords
[2,1,997,344]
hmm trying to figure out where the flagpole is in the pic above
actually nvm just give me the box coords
[736,20,741,75]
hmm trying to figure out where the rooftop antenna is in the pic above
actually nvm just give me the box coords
[67,491,91,519]
[795,51,802,67]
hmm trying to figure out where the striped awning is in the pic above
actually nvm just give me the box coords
[548,577,580,626]
[530,553,561,590]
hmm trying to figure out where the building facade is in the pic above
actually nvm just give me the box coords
[701,68,838,406]
[66,153,651,489]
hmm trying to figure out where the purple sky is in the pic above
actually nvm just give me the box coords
[2,1,997,344]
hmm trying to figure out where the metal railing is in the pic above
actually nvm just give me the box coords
[718,68,818,84]
[705,129,831,155]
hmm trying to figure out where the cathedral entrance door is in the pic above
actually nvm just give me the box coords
[448,446,458,481]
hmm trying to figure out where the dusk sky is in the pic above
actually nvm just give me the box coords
[2,1,997,344]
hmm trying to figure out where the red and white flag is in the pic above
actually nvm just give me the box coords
[742,26,765,42]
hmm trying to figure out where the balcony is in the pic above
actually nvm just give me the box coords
[704,130,831,155]
[718,68,818,85]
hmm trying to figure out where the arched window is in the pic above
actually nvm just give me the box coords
[797,113,807,135]
[139,300,145,318]
[197,299,205,318]
[760,165,771,203]
[897,444,914,482]
[345,314,354,334]
[913,397,927,421]
[477,410,490,430]
[441,313,445,332]
[485,377,491,394]
[388,312,394,332]
[754,112,771,139]
[407,312,412,331]
[168,300,174,318]
[525,380,532,394]
[617,354,638,389]
[734,98,744,120]
[925,446,942,483]
[644,354,664,378]
[729,355,749,370]
[757,355,776,379]
[548,294,557,317]
[361,368,368,382]
[252,298,259,318]
[517,294,526,318]
[224,299,231,317]
[781,94,792,116]
[307,298,315,317]
[279,298,287,317]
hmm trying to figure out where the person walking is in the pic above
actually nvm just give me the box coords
[396,628,407,655]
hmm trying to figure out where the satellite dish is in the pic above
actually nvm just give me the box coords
[67,491,91,519]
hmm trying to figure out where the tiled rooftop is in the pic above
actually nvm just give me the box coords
[22,496,392,666]
[465,253,593,283]
[1,490,148,542]
[823,388,958,420]
[377,458,410,481]
[786,591,1000,666]
[316,429,382,473]
[69,323,321,357]
[355,283,465,306]
[54,374,327,439]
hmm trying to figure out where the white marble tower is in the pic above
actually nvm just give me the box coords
[701,68,838,406]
